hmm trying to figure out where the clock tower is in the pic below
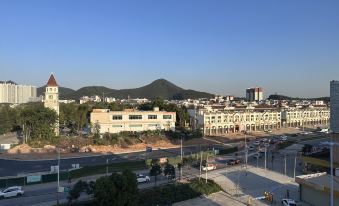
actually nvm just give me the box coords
[44,73,60,135]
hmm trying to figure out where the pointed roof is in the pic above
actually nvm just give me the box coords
[47,73,58,87]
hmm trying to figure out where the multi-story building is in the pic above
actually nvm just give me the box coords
[0,81,37,104]
[330,80,339,164]
[246,87,263,102]
[90,107,176,134]
[44,74,60,135]
[188,105,281,136]
[281,105,330,128]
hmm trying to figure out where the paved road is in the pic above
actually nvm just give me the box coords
[0,170,168,206]
[0,144,232,177]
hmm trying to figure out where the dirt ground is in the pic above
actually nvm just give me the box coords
[0,128,302,160]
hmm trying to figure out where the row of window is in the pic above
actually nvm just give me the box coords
[112,124,161,128]
[112,115,172,120]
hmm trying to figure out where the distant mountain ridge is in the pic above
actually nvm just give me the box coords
[37,79,214,100]
[268,94,330,102]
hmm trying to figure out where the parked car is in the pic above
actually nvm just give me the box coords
[282,199,297,206]
[280,136,288,141]
[248,146,255,151]
[202,164,217,171]
[136,174,150,183]
[253,141,260,146]
[0,186,24,199]
[264,143,270,148]
[226,159,240,165]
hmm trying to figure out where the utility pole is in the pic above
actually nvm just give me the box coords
[205,154,208,183]
[264,147,267,171]
[199,151,202,180]
[245,134,248,169]
[181,137,183,180]
[106,156,109,176]
[293,155,297,180]
[284,154,287,176]
[57,148,60,205]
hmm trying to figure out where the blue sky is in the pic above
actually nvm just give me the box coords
[1,0,339,98]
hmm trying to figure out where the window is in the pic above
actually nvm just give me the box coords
[148,124,158,127]
[129,115,142,120]
[163,115,172,119]
[49,95,53,99]
[129,124,142,127]
[112,125,122,128]
[112,115,122,120]
[148,115,157,119]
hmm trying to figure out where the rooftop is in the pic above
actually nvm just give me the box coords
[296,172,339,194]
[46,74,58,87]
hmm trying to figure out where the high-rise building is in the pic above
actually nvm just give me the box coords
[0,81,37,104]
[246,87,263,102]
[330,80,339,164]
[44,74,60,136]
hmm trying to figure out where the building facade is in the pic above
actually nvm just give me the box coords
[330,80,339,164]
[281,105,330,128]
[44,74,60,135]
[90,107,176,134]
[246,87,263,102]
[0,81,37,104]
[188,105,281,136]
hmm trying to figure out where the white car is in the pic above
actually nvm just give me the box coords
[0,186,24,199]
[136,174,150,183]
[282,199,297,206]
[281,136,288,141]
[202,164,217,171]
[264,143,270,147]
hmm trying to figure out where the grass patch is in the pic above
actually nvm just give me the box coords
[69,161,146,179]
[217,147,238,155]
[139,178,222,206]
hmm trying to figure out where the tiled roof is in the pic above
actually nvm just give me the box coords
[47,74,58,87]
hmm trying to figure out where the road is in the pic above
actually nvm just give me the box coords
[0,144,234,177]
[0,170,168,206]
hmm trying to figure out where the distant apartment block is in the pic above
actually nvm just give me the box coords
[188,105,281,135]
[281,105,330,128]
[246,87,263,102]
[90,107,176,134]
[0,81,37,104]
[330,80,339,164]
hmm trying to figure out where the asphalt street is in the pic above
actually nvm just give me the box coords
[0,144,230,177]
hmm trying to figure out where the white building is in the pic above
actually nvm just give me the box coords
[0,81,37,104]
[188,105,281,136]
[90,107,176,134]
[246,87,263,102]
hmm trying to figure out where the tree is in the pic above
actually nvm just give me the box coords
[163,163,176,181]
[93,121,101,139]
[67,180,88,203]
[17,103,58,142]
[94,170,139,206]
[149,160,162,186]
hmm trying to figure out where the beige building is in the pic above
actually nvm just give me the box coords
[44,74,60,135]
[281,105,330,128]
[90,107,176,134]
[0,81,37,104]
[188,105,281,136]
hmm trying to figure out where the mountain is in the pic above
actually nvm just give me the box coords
[268,94,330,102]
[37,86,75,99]
[37,79,214,100]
